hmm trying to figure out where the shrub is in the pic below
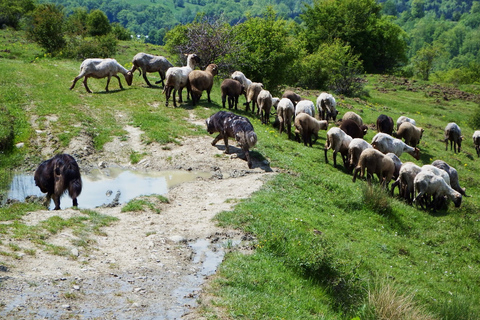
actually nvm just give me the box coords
[26,3,65,54]
[0,106,14,151]
[111,22,131,41]
[362,184,392,216]
[63,34,117,59]
[86,9,111,37]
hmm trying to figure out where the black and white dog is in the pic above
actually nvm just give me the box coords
[206,111,257,168]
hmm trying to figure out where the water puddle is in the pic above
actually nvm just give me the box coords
[5,168,211,209]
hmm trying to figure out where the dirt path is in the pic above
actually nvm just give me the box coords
[0,112,275,319]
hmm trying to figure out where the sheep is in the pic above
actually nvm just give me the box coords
[371,132,420,160]
[282,90,302,106]
[391,162,422,203]
[316,92,338,121]
[342,111,363,127]
[272,97,280,109]
[231,71,252,91]
[421,165,451,186]
[339,119,368,139]
[294,113,328,147]
[352,148,395,189]
[164,53,201,107]
[431,160,466,196]
[376,114,394,135]
[221,79,245,110]
[413,171,462,210]
[70,58,133,93]
[347,138,372,173]
[444,122,463,153]
[473,131,480,157]
[295,100,315,118]
[206,111,257,169]
[276,98,295,139]
[34,154,82,210]
[396,116,416,130]
[256,89,273,125]
[386,152,402,180]
[130,52,173,87]
[187,63,218,106]
[393,122,424,147]
[246,82,264,113]
[324,127,352,168]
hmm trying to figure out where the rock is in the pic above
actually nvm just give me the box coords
[71,248,79,257]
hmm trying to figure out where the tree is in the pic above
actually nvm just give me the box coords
[65,7,88,36]
[86,9,111,36]
[27,3,65,54]
[301,0,408,74]
[412,42,445,81]
[0,0,35,29]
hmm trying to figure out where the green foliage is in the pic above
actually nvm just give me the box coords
[86,9,111,37]
[26,3,65,54]
[0,0,35,29]
[412,42,446,80]
[0,106,14,151]
[63,33,118,59]
[467,104,480,130]
[64,7,88,37]
[111,22,131,40]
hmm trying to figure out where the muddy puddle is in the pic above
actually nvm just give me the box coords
[5,168,211,209]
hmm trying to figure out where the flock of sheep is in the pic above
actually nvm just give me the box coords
[69,52,480,212]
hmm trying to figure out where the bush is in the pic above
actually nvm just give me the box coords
[467,104,480,130]
[111,22,131,41]
[0,0,35,29]
[0,106,14,152]
[26,3,65,54]
[62,34,117,59]
[86,9,111,37]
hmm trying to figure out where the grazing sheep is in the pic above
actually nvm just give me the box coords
[342,111,363,127]
[282,90,302,106]
[34,154,82,210]
[246,82,264,113]
[421,165,451,186]
[187,63,218,106]
[371,132,420,160]
[391,162,422,203]
[164,53,201,107]
[294,113,328,147]
[257,89,273,124]
[324,127,352,168]
[220,79,245,110]
[473,131,480,157]
[431,160,466,195]
[396,116,416,130]
[347,138,372,173]
[393,122,424,147]
[295,100,316,118]
[231,71,252,91]
[277,98,295,138]
[386,152,402,180]
[444,122,463,153]
[352,148,395,188]
[340,119,368,139]
[206,111,257,169]
[316,92,338,121]
[376,114,394,135]
[130,52,173,87]
[272,97,280,109]
[413,171,462,210]
[70,58,133,93]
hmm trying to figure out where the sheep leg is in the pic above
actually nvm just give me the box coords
[113,74,124,90]
[52,193,61,210]
[352,166,359,182]
[43,193,52,209]
[332,150,338,167]
[178,88,184,103]
[70,75,83,90]
[83,76,92,93]
[142,70,152,86]
[207,89,211,103]
[173,89,178,108]
[244,148,253,169]
[154,71,165,86]
[222,94,227,108]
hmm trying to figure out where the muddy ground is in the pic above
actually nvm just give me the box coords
[0,109,276,319]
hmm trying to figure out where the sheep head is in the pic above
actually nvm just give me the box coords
[124,71,134,86]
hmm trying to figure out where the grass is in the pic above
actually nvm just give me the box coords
[1,28,480,319]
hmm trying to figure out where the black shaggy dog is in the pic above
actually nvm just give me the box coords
[34,154,82,210]
[206,111,258,169]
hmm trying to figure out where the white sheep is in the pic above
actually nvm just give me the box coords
[295,100,315,118]
[421,165,451,186]
[347,138,372,173]
[444,122,463,153]
[231,71,252,91]
[352,148,395,188]
[276,98,295,138]
[386,152,402,180]
[294,113,328,147]
[393,122,424,147]
[473,130,480,157]
[342,111,363,127]
[413,171,462,210]
[70,58,133,93]
[163,53,200,107]
[257,89,273,124]
[324,127,352,168]
[396,116,416,130]
[246,82,264,113]
[130,52,173,87]
[371,132,420,160]
[391,162,422,203]
[316,92,338,121]
[187,63,218,106]
[431,160,466,196]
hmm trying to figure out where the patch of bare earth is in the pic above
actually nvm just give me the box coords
[0,111,275,319]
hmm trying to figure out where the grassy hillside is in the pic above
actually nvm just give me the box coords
[1,28,480,319]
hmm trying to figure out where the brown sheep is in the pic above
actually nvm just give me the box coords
[340,119,368,139]
[352,148,395,188]
[376,114,394,135]
[187,64,218,106]
[277,98,295,139]
[221,79,245,110]
[342,111,363,127]
[393,122,424,147]
[257,89,273,124]
[246,82,263,113]
[294,113,328,147]
[282,90,302,106]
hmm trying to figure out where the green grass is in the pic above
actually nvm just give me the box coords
[1,28,480,319]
